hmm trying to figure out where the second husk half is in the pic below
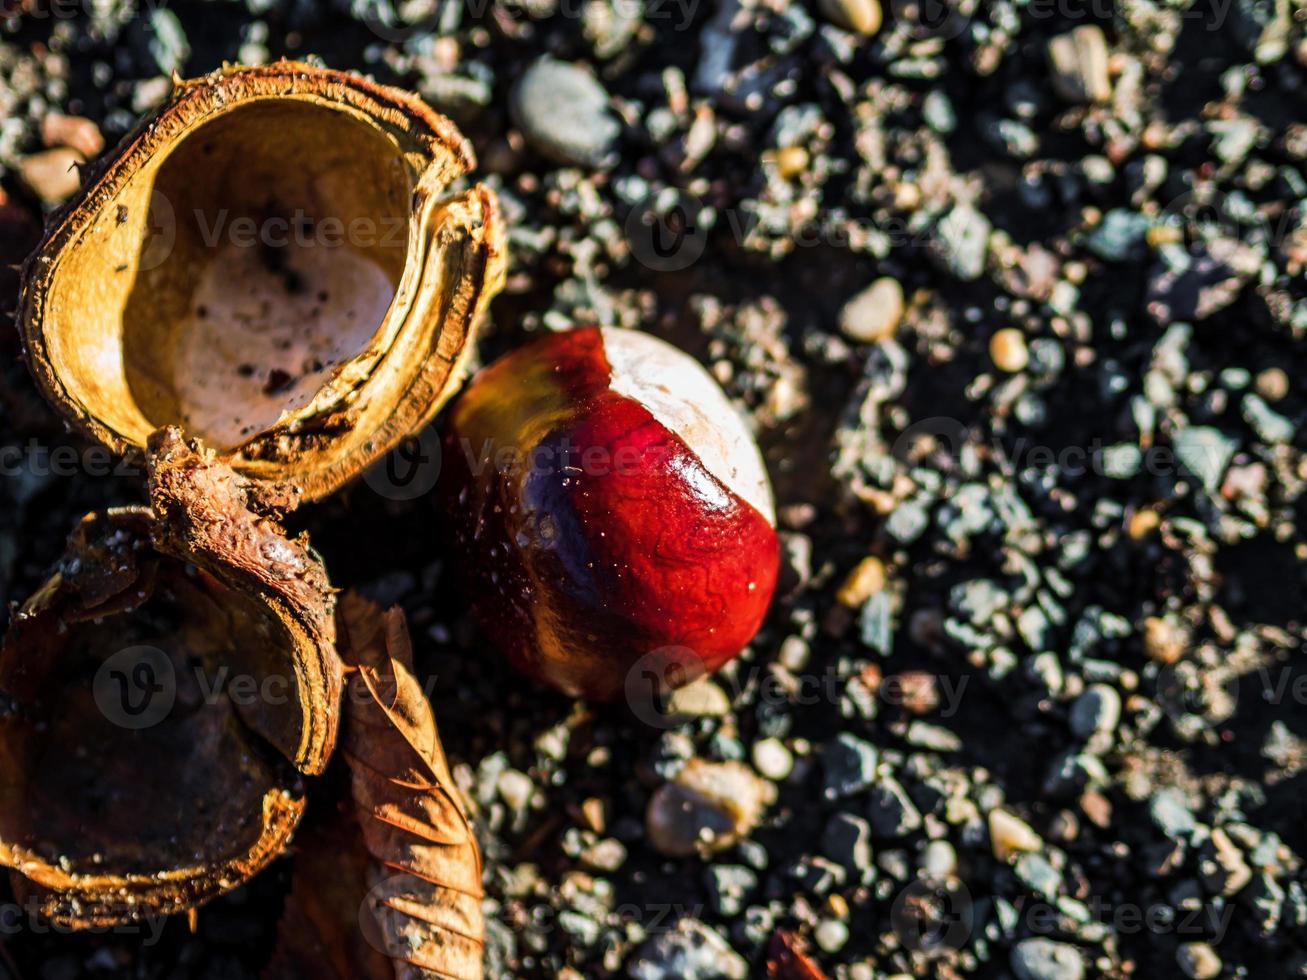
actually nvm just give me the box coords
[0,429,339,926]
[1,62,497,950]
[19,60,505,501]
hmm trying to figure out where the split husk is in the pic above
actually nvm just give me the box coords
[267,594,483,979]
[19,61,505,501]
[0,428,341,925]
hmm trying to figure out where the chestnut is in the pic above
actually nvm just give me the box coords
[440,327,779,702]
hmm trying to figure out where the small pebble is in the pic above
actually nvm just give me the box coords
[1143,616,1187,664]
[628,919,748,980]
[1255,367,1289,401]
[990,328,1030,372]
[775,145,809,180]
[933,204,991,281]
[580,837,627,872]
[867,776,923,837]
[1047,26,1112,103]
[497,768,535,812]
[40,113,104,158]
[1174,426,1237,492]
[836,556,887,607]
[823,733,879,800]
[814,919,849,953]
[19,148,85,204]
[646,759,775,857]
[823,812,873,873]
[816,0,881,35]
[510,58,619,167]
[1177,942,1222,980]
[669,678,731,717]
[704,865,757,916]
[1069,684,1122,738]
[839,277,904,343]
[752,738,794,781]
[1011,938,1085,980]
[989,807,1043,861]
[922,839,957,877]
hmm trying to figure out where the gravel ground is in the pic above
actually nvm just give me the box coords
[2,1,1307,978]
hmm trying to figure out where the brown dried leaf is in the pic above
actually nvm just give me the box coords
[264,793,392,980]
[766,930,831,980]
[336,593,484,980]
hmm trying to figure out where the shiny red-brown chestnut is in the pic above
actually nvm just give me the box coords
[439,326,779,702]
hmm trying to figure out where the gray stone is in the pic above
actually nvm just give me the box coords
[1047,26,1111,103]
[1177,942,1222,979]
[867,776,923,837]
[1069,684,1122,738]
[839,277,903,343]
[1015,852,1062,900]
[1085,209,1150,261]
[823,733,878,800]
[1174,426,1237,493]
[1150,786,1197,838]
[627,918,748,979]
[703,865,757,917]
[932,205,990,281]
[1011,938,1085,980]
[822,812,873,873]
[510,58,619,167]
